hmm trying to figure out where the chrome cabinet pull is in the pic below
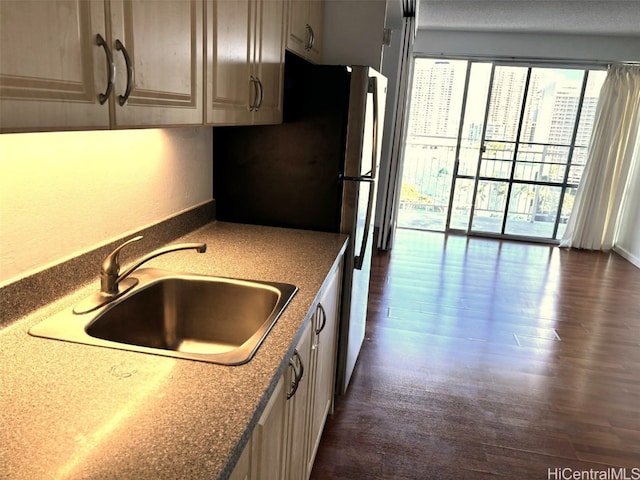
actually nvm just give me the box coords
[287,351,299,399]
[305,24,312,51]
[249,76,254,111]
[249,76,259,111]
[96,34,115,105]
[315,303,327,335]
[308,25,315,51]
[256,77,264,110]
[115,39,134,106]
[287,349,304,400]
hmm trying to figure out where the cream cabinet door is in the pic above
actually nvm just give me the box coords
[305,0,323,63]
[252,0,285,125]
[205,0,253,125]
[286,0,309,58]
[206,0,284,126]
[251,375,287,480]
[308,261,341,475]
[109,0,203,127]
[0,0,110,132]
[284,321,312,480]
[286,0,323,63]
[229,438,252,480]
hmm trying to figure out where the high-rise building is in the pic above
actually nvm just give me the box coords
[485,67,528,140]
[407,60,465,139]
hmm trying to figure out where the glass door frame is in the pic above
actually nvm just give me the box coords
[443,59,605,244]
[443,61,473,232]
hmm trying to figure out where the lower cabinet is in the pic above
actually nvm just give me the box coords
[307,261,341,473]
[233,257,342,480]
[285,320,312,480]
[251,375,287,479]
[228,437,252,480]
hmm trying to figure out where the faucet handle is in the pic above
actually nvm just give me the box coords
[101,235,143,277]
[75,235,144,314]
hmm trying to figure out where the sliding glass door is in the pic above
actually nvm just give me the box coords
[398,58,606,242]
[398,59,468,231]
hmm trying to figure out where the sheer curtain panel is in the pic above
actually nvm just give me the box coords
[561,65,640,250]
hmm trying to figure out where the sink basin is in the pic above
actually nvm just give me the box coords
[29,268,297,365]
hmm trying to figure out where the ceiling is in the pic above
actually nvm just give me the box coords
[415,0,640,37]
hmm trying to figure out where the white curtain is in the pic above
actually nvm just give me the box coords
[378,2,416,250]
[561,65,640,250]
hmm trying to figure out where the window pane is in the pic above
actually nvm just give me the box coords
[398,58,468,231]
[407,59,468,138]
[471,180,508,233]
[398,143,455,230]
[514,144,570,182]
[567,164,584,185]
[570,145,589,166]
[485,66,527,142]
[458,63,492,176]
[575,70,607,147]
[521,68,584,145]
[505,184,562,238]
[556,187,577,239]
[480,141,514,179]
[450,178,475,230]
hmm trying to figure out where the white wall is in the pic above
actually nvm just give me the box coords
[614,133,640,268]
[322,0,387,69]
[0,127,213,286]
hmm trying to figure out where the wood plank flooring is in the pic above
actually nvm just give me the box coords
[311,229,640,479]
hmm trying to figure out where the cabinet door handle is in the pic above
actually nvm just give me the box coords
[256,77,264,110]
[115,39,134,106]
[96,34,114,105]
[249,76,259,111]
[315,303,327,335]
[287,352,299,398]
[305,24,312,51]
[308,25,315,51]
[287,349,304,400]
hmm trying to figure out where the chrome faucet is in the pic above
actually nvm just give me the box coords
[74,235,207,314]
[100,235,207,295]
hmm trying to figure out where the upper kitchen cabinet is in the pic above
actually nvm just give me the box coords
[286,0,323,64]
[0,0,203,133]
[253,0,286,124]
[205,0,285,126]
[205,0,252,125]
[109,0,203,128]
[0,1,110,132]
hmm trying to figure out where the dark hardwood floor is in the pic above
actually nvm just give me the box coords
[311,229,640,479]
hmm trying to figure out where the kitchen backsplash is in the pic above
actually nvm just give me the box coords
[0,201,215,329]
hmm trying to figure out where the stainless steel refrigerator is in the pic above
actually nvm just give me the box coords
[214,51,387,395]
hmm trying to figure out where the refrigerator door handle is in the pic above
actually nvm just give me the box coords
[353,179,376,270]
[340,173,374,182]
[368,76,379,180]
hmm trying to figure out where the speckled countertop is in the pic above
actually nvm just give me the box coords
[0,222,348,480]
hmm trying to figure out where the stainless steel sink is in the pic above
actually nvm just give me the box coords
[29,268,297,365]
